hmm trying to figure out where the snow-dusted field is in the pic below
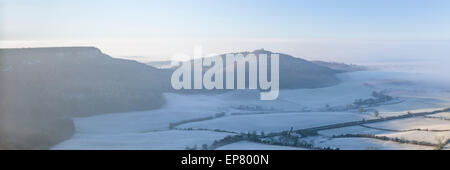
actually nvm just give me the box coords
[428,112,450,119]
[368,117,450,131]
[53,69,450,150]
[53,130,232,150]
[319,126,387,136]
[381,131,450,145]
[317,116,450,148]
[71,93,231,134]
[177,112,366,133]
[216,141,308,150]
[319,125,450,145]
[314,137,433,150]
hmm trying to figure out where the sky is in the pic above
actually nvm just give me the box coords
[1,0,450,63]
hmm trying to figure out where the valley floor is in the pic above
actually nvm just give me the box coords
[53,70,450,150]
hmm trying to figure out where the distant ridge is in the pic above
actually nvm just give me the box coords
[312,60,366,72]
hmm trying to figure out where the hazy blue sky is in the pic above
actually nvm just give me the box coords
[1,0,450,62]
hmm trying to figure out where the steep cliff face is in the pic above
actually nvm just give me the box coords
[0,47,166,149]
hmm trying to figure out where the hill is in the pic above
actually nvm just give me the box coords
[166,49,341,92]
[0,47,165,149]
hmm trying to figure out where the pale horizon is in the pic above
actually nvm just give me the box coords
[2,0,450,63]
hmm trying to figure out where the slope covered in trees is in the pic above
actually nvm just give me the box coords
[165,49,342,92]
[0,47,166,149]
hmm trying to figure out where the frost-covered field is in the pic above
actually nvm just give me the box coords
[313,137,433,150]
[53,69,450,150]
[53,130,231,150]
[428,112,450,119]
[368,117,450,131]
[319,122,450,145]
[216,141,308,150]
[177,112,366,133]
